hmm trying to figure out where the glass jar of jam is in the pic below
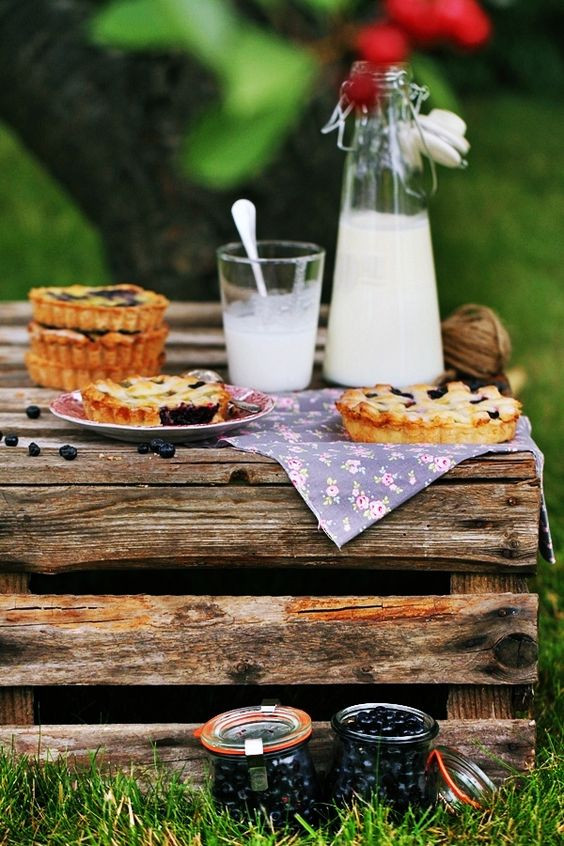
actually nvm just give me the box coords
[197,704,319,825]
[328,702,439,812]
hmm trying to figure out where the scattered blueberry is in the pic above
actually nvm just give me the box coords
[5,435,18,446]
[137,442,151,454]
[25,405,41,419]
[427,387,447,400]
[0,431,2,442]
[59,444,78,460]
[158,442,176,459]
[28,442,41,456]
[150,438,166,453]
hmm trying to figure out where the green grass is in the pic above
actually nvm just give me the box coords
[0,96,562,843]
[0,744,562,845]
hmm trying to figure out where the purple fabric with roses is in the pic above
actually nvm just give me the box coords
[222,389,554,563]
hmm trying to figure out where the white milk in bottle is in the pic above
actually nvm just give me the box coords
[324,209,443,386]
[322,62,445,387]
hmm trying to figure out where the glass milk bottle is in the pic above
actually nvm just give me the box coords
[323,63,444,387]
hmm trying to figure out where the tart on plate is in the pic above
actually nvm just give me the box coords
[336,381,521,444]
[29,284,169,332]
[81,373,230,426]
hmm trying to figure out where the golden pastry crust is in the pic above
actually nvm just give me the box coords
[27,321,169,370]
[29,284,169,332]
[25,351,164,392]
[81,374,230,426]
[337,381,521,444]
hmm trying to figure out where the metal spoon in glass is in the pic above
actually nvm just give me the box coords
[186,369,263,414]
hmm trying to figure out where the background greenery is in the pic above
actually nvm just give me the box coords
[0,1,562,843]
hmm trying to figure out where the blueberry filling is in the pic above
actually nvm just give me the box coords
[427,387,448,400]
[470,397,485,404]
[189,381,206,389]
[488,410,500,419]
[391,388,415,399]
[159,402,219,426]
[52,289,140,305]
[365,392,378,398]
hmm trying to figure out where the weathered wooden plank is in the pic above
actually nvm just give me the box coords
[0,574,33,724]
[0,417,539,484]
[0,593,538,686]
[447,574,533,720]
[0,719,535,784]
[0,481,540,572]
[0,301,330,329]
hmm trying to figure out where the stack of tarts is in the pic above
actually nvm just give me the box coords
[25,284,169,390]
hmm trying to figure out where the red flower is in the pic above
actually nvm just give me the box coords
[342,71,380,109]
[385,0,492,50]
[357,22,411,65]
[385,0,444,44]
[437,0,492,49]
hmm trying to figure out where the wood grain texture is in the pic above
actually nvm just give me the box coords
[0,480,540,573]
[0,574,33,724]
[0,302,329,329]
[0,719,535,783]
[447,574,534,720]
[0,593,537,686]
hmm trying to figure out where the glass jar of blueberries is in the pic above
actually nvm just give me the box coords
[327,703,440,813]
[198,704,319,826]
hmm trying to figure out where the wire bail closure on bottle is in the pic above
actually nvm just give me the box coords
[322,74,441,197]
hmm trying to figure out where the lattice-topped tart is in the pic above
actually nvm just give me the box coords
[82,374,230,426]
[336,381,521,444]
[29,284,169,332]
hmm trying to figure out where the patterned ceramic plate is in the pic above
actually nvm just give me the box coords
[49,386,275,443]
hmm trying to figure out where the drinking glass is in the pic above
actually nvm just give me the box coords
[217,240,325,392]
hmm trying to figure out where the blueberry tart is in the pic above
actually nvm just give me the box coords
[337,381,521,444]
[25,351,165,392]
[29,284,169,333]
[81,374,230,426]
[27,321,169,370]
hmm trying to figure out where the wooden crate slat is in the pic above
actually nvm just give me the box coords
[0,434,538,484]
[0,593,537,686]
[0,481,540,572]
[0,574,33,724]
[0,719,535,785]
[0,302,330,329]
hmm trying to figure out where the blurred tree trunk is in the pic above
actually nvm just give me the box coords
[0,0,342,300]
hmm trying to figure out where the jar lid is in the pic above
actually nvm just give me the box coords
[332,702,439,745]
[197,705,312,756]
[428,746,496,810]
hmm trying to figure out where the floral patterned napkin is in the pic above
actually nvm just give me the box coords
[223,389,554,563]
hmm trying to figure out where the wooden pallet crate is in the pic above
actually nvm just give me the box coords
[0,302,540,784]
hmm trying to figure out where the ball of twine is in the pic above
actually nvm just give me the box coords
[441,304,512,378]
